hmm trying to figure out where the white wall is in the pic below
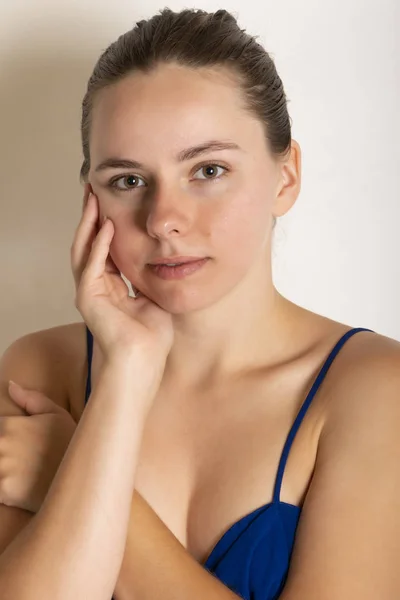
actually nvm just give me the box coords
[0,0,399,353]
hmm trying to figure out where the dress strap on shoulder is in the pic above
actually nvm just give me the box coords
[84,325,93,405]
[272,327,374,504]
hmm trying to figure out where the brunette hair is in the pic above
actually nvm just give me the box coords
[79,7,292,223]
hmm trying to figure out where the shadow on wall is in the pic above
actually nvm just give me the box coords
[0,38,99,354]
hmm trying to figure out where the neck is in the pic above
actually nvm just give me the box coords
[161,256,302,389]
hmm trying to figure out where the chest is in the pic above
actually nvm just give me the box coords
[136,389,321,563]
[73,345,325,565]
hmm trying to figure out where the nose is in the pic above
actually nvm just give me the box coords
[146,186,193,240]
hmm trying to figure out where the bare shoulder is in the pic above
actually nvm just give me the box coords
[0,325,88,555]
[314,326,400,484]
[279,329,400,598]
[320,328,400,429]
[0,322,88,417]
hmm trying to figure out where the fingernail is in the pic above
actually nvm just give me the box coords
[9,380,21,389]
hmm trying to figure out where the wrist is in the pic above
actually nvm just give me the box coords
[105,346,166,378]
[104,353,162,380]
[98,355,164,407]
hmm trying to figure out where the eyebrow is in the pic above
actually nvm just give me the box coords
[94,140,243,172]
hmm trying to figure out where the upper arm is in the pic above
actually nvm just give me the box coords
[280,337,400,599]
[0,327,73,414]
[0,326,77,555]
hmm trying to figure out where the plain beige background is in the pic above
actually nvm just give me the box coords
[1,0,399,356]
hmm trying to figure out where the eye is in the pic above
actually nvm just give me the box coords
[108,163,229,193]
[192,163,228,181]
[109,174,146,192]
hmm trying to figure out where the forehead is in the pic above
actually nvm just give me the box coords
[89,63,266,157]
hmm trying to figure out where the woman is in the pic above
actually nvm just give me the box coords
[0,7,399,600]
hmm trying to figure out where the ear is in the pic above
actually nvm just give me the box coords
[271,139,302,218]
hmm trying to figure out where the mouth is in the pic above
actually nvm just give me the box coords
[146,257,210,280]
[148,255,208,266]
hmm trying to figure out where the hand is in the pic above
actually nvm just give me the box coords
[0,382,76,513]
[71,184,174,367]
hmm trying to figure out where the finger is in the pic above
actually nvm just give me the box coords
[81,217,115,283]
[105,254,120,276]
[71,191,99,288]
[82,182,92,212]
[131,283,142,298]
[78,186,119,277]
[8,381,65,415]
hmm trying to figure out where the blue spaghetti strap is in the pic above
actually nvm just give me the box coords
[84,327,374,502]
[85,325,93,403]
[84,326,115,600]
[272,327,374,503]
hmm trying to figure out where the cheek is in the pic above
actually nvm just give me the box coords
[108,222,143,279]
[210,192,270,266]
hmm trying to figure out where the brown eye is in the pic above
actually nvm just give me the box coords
[110,174,146,191]
[193,164,227,180]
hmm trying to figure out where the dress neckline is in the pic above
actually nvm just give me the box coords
[202,500,301,568]
[84,326,374,571]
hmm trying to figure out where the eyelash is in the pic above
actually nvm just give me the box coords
[107,162,230,193]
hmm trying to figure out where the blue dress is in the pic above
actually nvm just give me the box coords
[84,326,374,600]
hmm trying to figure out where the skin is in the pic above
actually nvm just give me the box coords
[2,59,400,599]
[82,63,400,599]
[88,61,307,389]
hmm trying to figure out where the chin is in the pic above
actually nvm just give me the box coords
[147,288,219,315]
[122,262,247,314]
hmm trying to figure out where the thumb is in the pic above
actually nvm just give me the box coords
[8,381,65,416]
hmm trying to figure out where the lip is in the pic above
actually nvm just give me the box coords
[147,258,210,280]
[148,256,207,265]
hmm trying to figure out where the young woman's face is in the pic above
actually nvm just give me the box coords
[88,63,295,313]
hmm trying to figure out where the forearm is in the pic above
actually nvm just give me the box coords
[0,358,153,600]
[114,490,242,600]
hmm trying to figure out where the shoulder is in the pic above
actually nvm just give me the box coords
[321,328,400,434]
[0,322,88,417]
[280,329,400,597]
[313,327,400,501]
